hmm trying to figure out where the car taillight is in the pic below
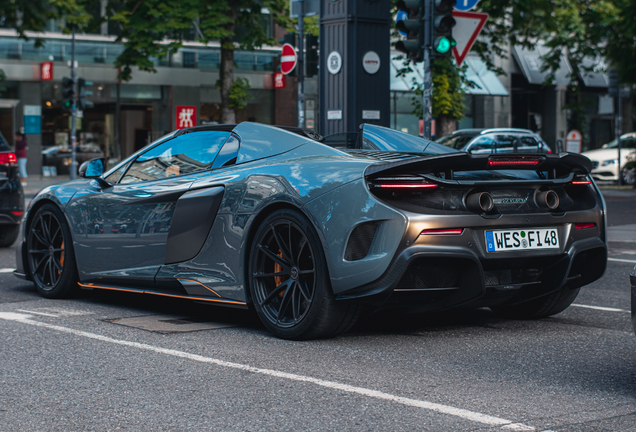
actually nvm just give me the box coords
[571,175,592,185]
[421,228,464,235]
[370,177,438,190]
[488,157,541,167]
[377,183,438,189]
[574,223,596,229]
[0,152,18,166]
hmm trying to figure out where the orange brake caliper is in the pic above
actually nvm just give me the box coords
[58,241,65,274]
[274,250,287,297]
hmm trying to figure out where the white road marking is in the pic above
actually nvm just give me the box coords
[0,312,535,431]
[571,304,628,313]
[16,307,92,317]
[0,268,15,273]
[608,257,636,264]
[16,309,59,317]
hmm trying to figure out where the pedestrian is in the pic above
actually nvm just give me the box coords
[14,132,28,186]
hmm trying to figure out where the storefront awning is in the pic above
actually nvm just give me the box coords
[578,57,609,88]
[512,43,572,85]
[389,55,508,96]
[0,99,20,109]
[462,57,508,96]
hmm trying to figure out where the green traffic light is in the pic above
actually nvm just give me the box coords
[435,36,451,54]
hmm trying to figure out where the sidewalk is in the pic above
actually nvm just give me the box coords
[23,175,71,197]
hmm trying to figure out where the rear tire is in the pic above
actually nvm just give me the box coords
[248,209,360,340]
[490,287,580,319]
[27,204,79,299]
[0,225,19,247]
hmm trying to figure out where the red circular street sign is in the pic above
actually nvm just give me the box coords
[280,43,297,75]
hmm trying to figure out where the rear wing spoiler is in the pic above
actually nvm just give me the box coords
[364,152,593,180]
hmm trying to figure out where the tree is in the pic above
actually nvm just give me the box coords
[474,0,635,87]
[108,0,291,123]
[395,0,635,136]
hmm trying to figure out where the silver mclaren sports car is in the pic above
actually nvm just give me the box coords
[15,122,607,339]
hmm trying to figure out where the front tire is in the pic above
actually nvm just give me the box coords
[27,204,79,298]
[248,209,359,340]
[489,287,580,319]
[621,166,636,186]
[0,225,19,247]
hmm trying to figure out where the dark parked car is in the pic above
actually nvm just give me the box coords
[437,128,552,154]
[41,144,105,175]
[16,123,607,339]
[0,131,25,247]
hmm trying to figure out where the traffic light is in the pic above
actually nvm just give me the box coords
[395,0,424,62]
[62,77,75,112]
[77,78,94,110]
[306,33,319,78]
[432,0,457,58]
[278,32,297,47]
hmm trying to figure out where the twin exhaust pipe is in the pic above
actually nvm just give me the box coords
[465,189,560,214]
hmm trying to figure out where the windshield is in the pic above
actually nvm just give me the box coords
[437,134,474,150]
[0,130,10,151]
[603,136,636,149]
[361,124,457,155]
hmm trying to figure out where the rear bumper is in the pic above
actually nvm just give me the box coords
[337,233,607,312]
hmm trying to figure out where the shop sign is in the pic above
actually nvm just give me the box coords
[41,61,53,81]
[274,72,287,89]
[176,106,197,129]
[565,130,582,153]
[24,105,42,134]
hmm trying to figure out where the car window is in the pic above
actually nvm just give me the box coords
[120,131,231,184]
[514,136,541,153]
[437,134,474,150]
[494,135,516,153]
[466,135,495,154]
[211,134,240,168]
[0,130,10,151]
[622,137,636,149]
[104,163,128,184]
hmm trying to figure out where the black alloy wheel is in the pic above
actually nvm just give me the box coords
[249,209,360,340]
[27,204,78,298]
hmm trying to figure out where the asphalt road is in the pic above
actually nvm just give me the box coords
[1,190,635,431]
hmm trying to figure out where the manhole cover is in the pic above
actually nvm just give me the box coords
[105,314,236,333]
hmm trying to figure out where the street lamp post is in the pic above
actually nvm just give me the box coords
[69,26,78,180]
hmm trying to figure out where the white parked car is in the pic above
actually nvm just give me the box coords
[581,133,636,185]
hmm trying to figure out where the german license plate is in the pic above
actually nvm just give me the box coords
[485,228,559,252]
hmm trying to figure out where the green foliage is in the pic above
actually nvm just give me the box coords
[475,0,635,86]
[106,0,290,120]
[402,57,475,120]
[216,77,253,110]
[292,16,319,36]
[0,0,90,46]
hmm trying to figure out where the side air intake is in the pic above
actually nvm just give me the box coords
[345,222,378,261]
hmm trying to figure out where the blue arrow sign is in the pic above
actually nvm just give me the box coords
[396,10,408,37]
[454,0,480,11]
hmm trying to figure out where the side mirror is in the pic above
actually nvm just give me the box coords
[79,158,105,178]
